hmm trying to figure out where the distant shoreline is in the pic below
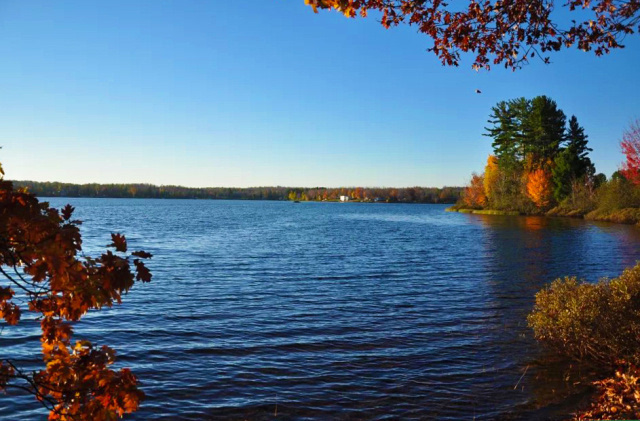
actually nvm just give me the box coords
[12,180,463,204]
[36,196,459,205]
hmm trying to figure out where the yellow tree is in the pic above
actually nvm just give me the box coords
[483,155,500,204]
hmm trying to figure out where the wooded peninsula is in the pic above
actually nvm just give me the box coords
[449,95,640,225]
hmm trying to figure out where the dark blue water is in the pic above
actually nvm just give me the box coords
[3,199,640,420]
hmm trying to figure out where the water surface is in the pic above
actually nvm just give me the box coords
[2,199,640,420]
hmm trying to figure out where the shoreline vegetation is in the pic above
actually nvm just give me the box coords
[446,205,640,225]
[11,180,463,204]
[529,263,640,420]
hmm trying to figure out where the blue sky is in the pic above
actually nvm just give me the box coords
[1,0,638,188]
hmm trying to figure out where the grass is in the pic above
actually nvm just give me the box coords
[446,207,521,216]
[449,206,640,225]
[584,208,640,225]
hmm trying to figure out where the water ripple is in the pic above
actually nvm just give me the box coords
[3,199,640,420]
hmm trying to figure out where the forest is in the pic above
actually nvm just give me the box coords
[452,96,640,225]
[11,181,463,204]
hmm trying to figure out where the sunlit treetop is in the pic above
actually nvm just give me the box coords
[304,0,640,70]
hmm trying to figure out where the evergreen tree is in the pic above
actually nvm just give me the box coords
[552,148,577,201]
[484,100,522,162]
[522,96,566,164]
[485,96,566,169]
[566,115,594,178]
[551,116,595,202]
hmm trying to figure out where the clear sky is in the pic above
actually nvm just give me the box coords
[1,1,639,188]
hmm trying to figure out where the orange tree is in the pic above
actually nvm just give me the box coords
[462,173,487,208]
[526,167,554,208]
[0,161,152,420]
[303,0,640,70]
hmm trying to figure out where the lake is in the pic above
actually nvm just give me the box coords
[3,199,640,420]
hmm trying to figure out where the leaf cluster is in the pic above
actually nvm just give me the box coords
[0,176,152,420]
[620,119,640,185]
[304,0,640,70]
[575,364,640,420]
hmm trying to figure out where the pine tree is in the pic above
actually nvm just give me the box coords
[484,96,592,207]
[566,115,594,178]
[522,96,566,164]
[485,101,517,160]
[485,96,565,168]
[551,116,595,202]
[552,148,577,201]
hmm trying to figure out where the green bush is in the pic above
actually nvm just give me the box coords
[596,178,640,211]
[528,263,640,367]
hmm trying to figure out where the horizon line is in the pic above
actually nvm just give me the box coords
[10,179,464,190]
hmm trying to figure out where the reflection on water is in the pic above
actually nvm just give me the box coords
[464,213,637,418]
[2,200,640,420]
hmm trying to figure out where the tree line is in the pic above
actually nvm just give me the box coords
[286,186,462,203]
[12,181,463,204]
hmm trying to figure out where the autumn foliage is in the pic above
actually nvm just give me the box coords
[0,162,152,420]
[575,365,640,420]
[526,167,553,208]
[462,173,487,208]
[304,0,640,70]
[620,119,640,185]
[483,155,500,202]
[452,96,605,214]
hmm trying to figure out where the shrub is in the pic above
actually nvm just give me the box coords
[596,177,640,211]
[565,177,597,213]
[528,263,640,367]
[485,169,538,213]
